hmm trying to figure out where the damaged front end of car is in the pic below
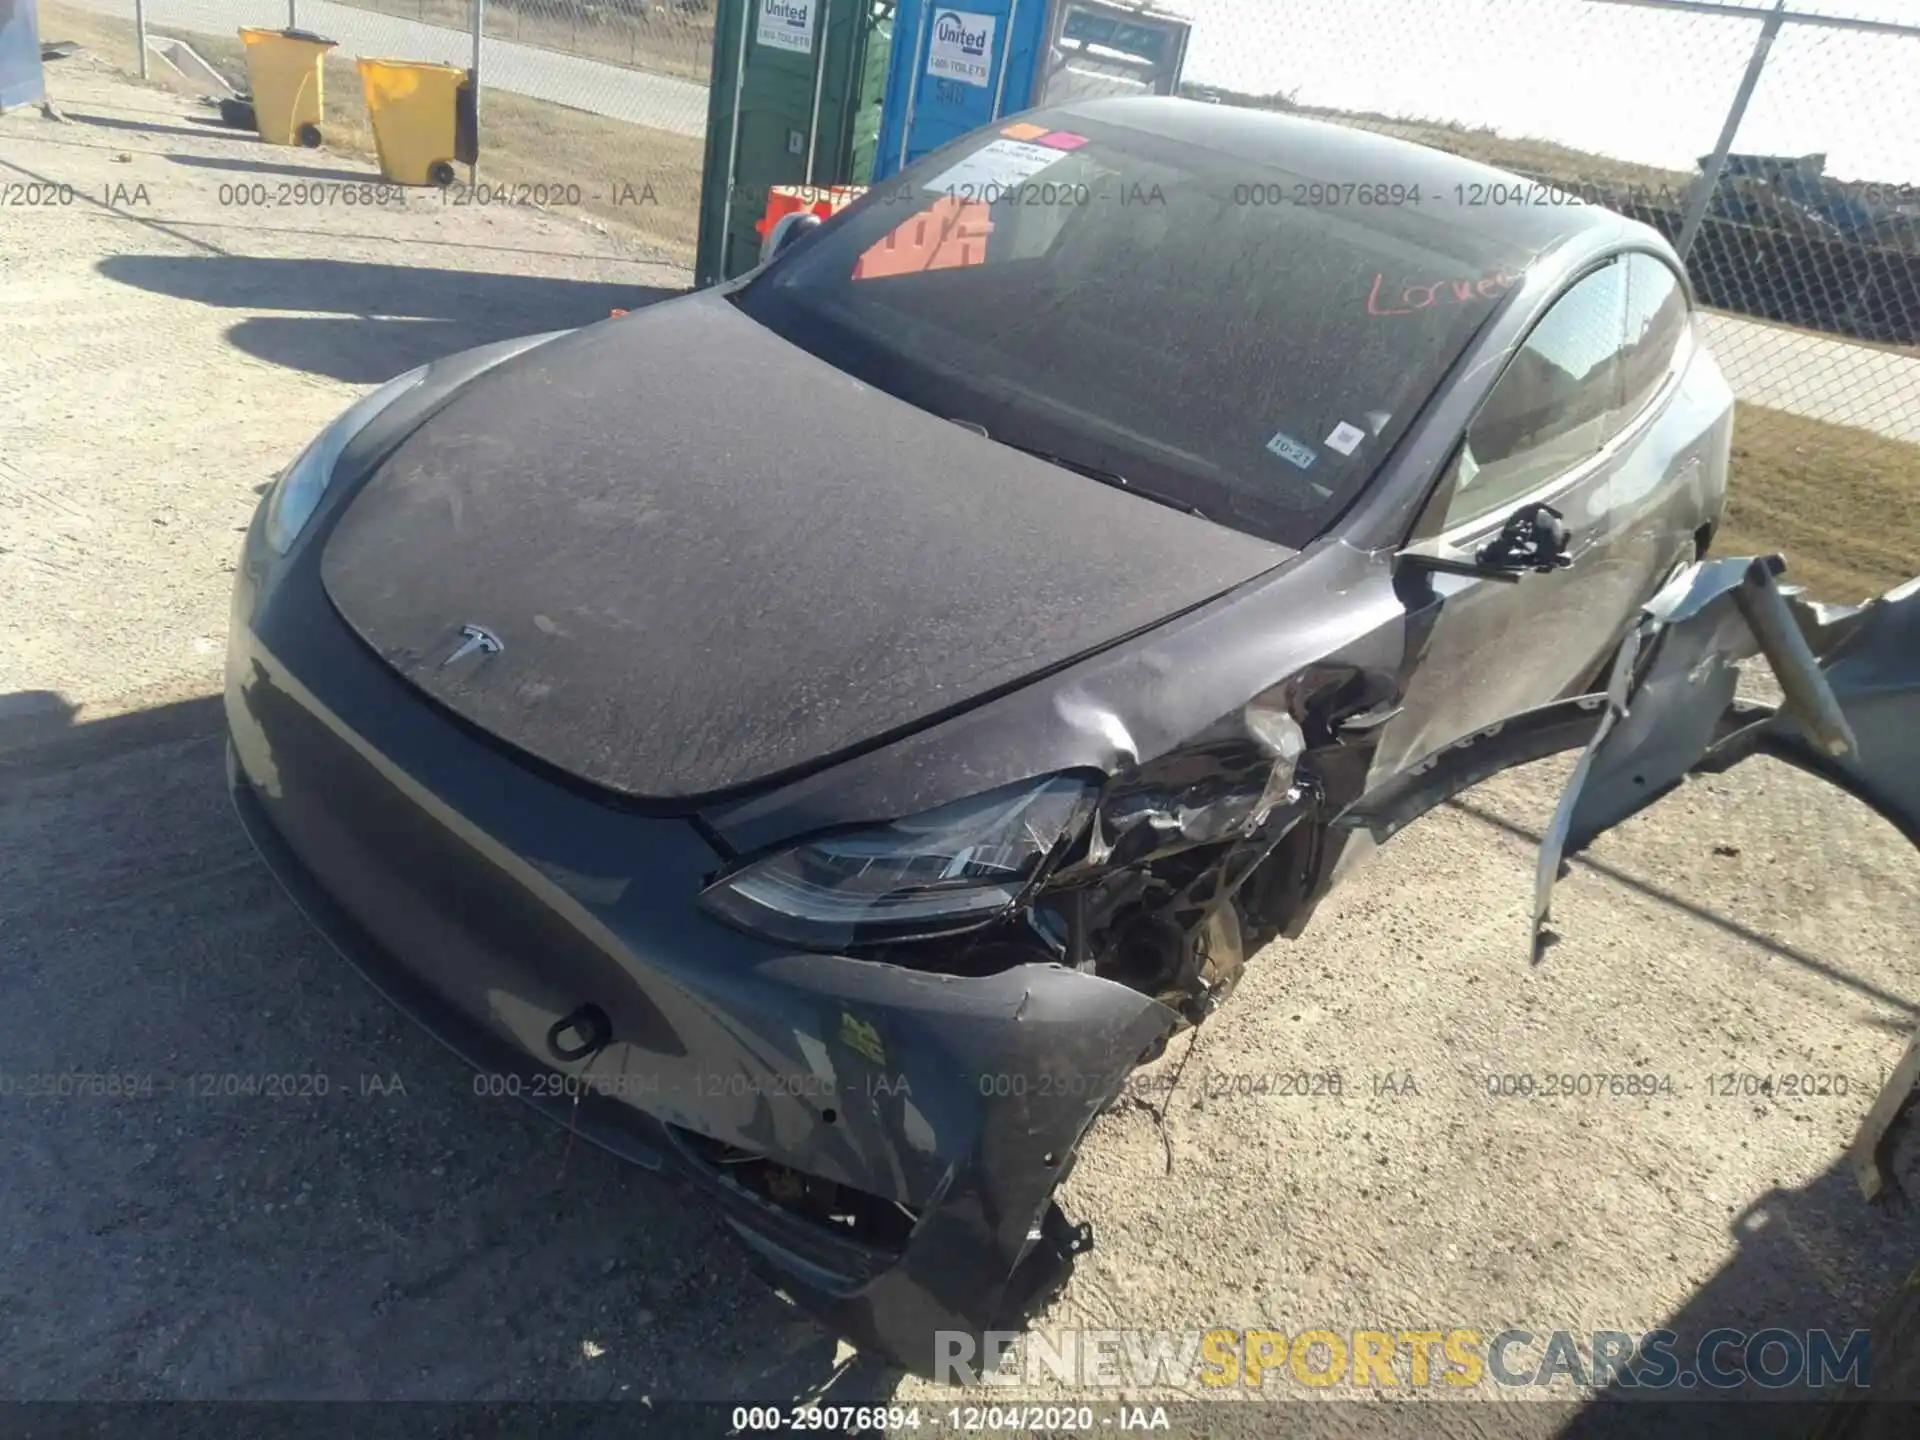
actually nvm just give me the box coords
[692,555,1916,1380]
[680,696,1333,1376]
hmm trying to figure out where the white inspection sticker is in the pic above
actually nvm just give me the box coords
[1266,431,1318,469]
[1324,420,1368,456]
[924,139,1065,196]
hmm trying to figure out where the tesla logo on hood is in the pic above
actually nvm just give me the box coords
[442,624,503,667]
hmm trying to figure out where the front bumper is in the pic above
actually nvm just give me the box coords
[224,504,1178,1377]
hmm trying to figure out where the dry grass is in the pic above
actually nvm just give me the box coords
[333,0,718,85]
[1319,112,1695,199]
[468,88,703,257]
[39,0,146,73]
[40,1,700,261]
[1185,84,1697,197]
[1718,403,1920,604]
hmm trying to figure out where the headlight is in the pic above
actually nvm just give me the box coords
[700,775,1097,950]
[263,365,428,554]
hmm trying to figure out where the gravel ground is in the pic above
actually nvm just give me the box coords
[3,59,1917,1432]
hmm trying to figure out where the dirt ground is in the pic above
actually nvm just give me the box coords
[41,1,707,262]
[3,56,1918,1432]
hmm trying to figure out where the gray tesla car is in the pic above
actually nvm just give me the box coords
[226,97,1732,1374]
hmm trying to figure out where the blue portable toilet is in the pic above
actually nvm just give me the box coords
[0,0,47,113]
[873,0,1190,181]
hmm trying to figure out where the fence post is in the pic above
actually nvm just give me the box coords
[289,0,298,29]
[469,0,486,184]
[804,0,834,185]
[1675,0,1785,262]
[990,0,1021,120]
[897,0,934,173]
[135,0,148,78]
[715,0,754,285]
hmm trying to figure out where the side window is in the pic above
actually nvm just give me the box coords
[1443,259,1628,530]
[1618,253,1691,425]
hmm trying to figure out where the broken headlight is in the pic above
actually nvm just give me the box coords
[700,776,1097,950]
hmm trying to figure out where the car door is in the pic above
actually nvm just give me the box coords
[1367,255,1677,779]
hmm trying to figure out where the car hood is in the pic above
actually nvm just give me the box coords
[319,291,1289,804]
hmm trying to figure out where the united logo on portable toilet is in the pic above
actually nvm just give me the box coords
[757,0,816,54]
[928,10,996,87]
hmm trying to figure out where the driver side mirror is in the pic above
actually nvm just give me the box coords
[1477,502,1573,574]
[1396,503,1574,585]
[760,211,822,267]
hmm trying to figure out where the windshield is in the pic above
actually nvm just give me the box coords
[733,109,1536,547]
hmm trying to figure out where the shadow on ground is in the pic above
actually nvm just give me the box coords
[1553,1146,1920,1440]
[64,110,241,141]
[96,256,681,381]
[166,152,388,185]
[1450,796,1920,1031]
[0,689,901,1406]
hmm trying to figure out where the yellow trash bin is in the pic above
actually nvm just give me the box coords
[237,27,336,148]
[356,59,474,187]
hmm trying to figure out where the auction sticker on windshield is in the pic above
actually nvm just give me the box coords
[1266,432,1319,469]
[1324,421,1368,456]
[924,139,1068,197]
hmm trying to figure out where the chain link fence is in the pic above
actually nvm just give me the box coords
[320,0,714,82]
[1170,0,1915,594]
[1177,0,1919,433]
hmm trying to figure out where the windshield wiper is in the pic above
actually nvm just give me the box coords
[951,419,1214,523]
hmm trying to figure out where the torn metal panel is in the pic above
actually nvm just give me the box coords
[1850,1028,1920,1206]
[1533,561,1918,952]
[1075,701,1307,874]
[1335,698,1612,847]
[1760,574,1920,847]
[1531,557,1770,949]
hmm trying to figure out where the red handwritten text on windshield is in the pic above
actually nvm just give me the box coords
[1367,269,1520,317]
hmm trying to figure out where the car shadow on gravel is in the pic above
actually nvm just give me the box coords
[0,689,907,1405]
[1557,1149,1920,1439]
[1449,795,1919,1029]
[96,256,682,383]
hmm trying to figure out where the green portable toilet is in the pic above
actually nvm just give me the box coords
[697,0,895,286]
